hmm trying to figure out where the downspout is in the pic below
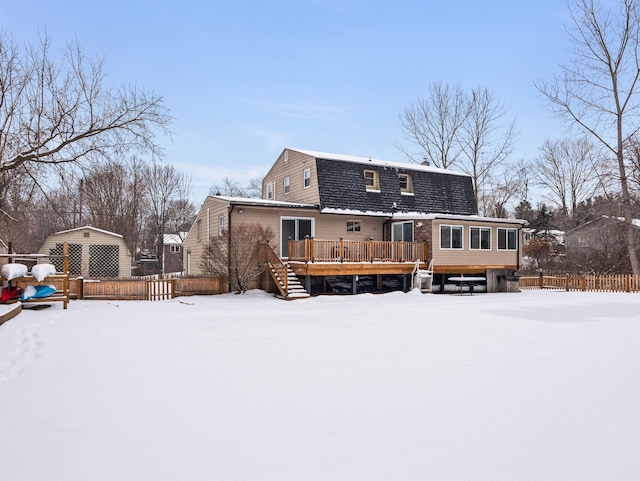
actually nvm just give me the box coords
[227,204,235,292]
[207,207,211,270]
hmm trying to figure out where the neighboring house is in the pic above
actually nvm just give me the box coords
[39,226,133,278]
[163,233,186,274]
[183,148,526,295]
[565,216,640,273]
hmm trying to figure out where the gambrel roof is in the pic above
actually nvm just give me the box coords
[296,150,477,216]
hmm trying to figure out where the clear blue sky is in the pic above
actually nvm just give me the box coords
[1,0,570,203]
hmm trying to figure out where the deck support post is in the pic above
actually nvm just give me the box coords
[305,275,311,294]
[352,275,357,295]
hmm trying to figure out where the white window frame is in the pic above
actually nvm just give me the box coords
[283,176,290,195]
[218,216,224,236]
[440,225,463,249]
[303,168,311,189]
[346,221,361,232]
[392,221,414,242]
[266,182,274,200]
[497,228,518,251]
[470,226,491,250]
[170,244,181,253]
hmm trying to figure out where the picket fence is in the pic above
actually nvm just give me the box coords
[68,276,225,301]
[519,274,640,293]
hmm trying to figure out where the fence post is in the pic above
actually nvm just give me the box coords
[626,274,631,293]
[581,275,586,291]
[538,269,543,289]
[565,274,569,291]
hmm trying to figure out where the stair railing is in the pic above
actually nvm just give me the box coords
[259,243,289,297]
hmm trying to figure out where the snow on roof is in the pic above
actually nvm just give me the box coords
[291,148,471,178]
[320,208,526,224]
[163,233,187,245]
[52,225,125,238]
[391,212,528,225]
[211,195,316,209]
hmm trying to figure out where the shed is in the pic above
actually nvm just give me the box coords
[39,226,133,278]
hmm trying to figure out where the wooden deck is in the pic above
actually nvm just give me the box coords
[286,239,429,277]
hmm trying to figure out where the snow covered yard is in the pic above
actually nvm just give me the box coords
[1,290,639,481]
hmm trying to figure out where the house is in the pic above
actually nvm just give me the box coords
[38,226,133,277]
[163,233,186,274]
[183,148,526,296]
[564,216,640,273]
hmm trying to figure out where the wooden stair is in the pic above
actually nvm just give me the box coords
[269,264,310,300]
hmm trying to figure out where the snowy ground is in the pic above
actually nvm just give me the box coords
[1,289,639,481]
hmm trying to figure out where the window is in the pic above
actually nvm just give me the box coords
[196,219,202,242]
[364,169,380,191]
[470,227,491,250]
[170,245,181,253]
[284,150,288,162]
[266,182,274,199]
[399,173,413,194]
[578,236,589,248]
[392,221,414,242]
[283,176,290,195]
[303,168,311,188]
[440,225,463,249]
[347,221,361,232]
[497,228,518,250]
[218,216,224,236]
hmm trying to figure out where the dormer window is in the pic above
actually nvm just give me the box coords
[364,169,379,191]
[399,173,413,194]
[303,168,311,189]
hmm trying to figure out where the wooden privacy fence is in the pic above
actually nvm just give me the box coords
[520,274,640,293]
[77,276,225,301]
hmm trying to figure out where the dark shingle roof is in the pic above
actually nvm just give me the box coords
[314,157,477,215]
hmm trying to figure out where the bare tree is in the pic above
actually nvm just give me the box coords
[536,0,640,274]
[144,160,190,273]
[397,81,468,168]
[398,83,518,208]
[458,87,518,204]
[0,31,171,175]
[478,160,528,218]
[534,138,604,222]
[200,223,274,293]
[209,176,264,198]
[79,157,146,254]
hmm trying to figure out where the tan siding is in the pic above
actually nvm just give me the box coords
[38,228,132,277]
[262,149,320,204]
[429,219,523,268]
[182,197,230,276]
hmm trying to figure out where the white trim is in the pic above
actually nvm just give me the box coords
[280,216,316,258]
[303,168,311,189]
[469,226,492,250]
[440,224,464,250]
[497,227,518,251]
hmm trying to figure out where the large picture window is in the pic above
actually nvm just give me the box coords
[440,225,463,249]
[470,226,491,250]
[497,228,518,250]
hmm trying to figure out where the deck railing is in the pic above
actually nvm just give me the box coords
[287,238,428,263]
[520,274,640,293]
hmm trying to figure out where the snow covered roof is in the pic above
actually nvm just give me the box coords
[52,225,125,238]
[211,195,316,209]
[291,148,471,177]
[163,233,187,245]
[391,212,528,225]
